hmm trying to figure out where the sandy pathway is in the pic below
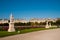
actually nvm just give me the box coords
[0,28,60,40]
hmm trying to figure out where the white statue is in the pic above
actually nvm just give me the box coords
[49,22,51,27]
[8,14,15,32]
[45,20,49,28]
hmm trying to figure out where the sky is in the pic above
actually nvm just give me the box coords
[0,0,60,20]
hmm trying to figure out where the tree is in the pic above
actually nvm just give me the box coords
[56,19,60,28]
[26,22,31,26]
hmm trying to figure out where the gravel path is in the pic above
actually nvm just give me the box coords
[0,28,60,40]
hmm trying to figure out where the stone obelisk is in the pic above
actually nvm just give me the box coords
[8,14,15,32]
[45,20,49,28]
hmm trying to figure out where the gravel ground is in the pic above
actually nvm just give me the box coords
[0,28,60,40]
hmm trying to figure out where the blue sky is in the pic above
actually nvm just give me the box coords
[0,0,60,20]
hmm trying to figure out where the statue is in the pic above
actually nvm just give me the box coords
[8,14,15,32]
[49,22,51,27]
[45,20,49,28]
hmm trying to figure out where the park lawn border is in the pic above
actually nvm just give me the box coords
[20,27,57,34]
[0,27,58,37]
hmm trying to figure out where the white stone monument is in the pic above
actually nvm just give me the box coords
[45,20,49,28]
[49,22,51,27]
[8,14,15,32]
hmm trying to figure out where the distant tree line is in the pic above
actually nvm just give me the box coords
[0,23,9,26]
[0,19,60,27]
[14,22,46,26]
[0,19,60,31]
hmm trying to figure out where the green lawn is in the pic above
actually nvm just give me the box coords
[20,28,47,34]
[0,31,18,37]
[20,27,57,34]
[0,27,58,37]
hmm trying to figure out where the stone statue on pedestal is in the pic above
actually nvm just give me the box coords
[45,20,49,28]
[49,22,51,27]
[8,14,15,32]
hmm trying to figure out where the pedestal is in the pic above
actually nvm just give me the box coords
[45,24,49,28]
[8,23,15,32]
[45,21,49,28]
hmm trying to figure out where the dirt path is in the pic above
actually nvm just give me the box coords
[0,28,60,40]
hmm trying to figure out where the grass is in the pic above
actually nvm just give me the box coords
[20,27,57,34]
[0,27,58,37]
[0,31,18,37]
[20,28,47,34]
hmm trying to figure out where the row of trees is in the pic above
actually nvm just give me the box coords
[14,22,46,26]
[0,19,60,31]
[0,19,60,26]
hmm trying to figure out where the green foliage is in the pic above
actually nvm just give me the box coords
[49,21,56,25]
[56,19,60,25]
[0,23,9,26]
[39,22,46,25]
[56,19,60,28]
